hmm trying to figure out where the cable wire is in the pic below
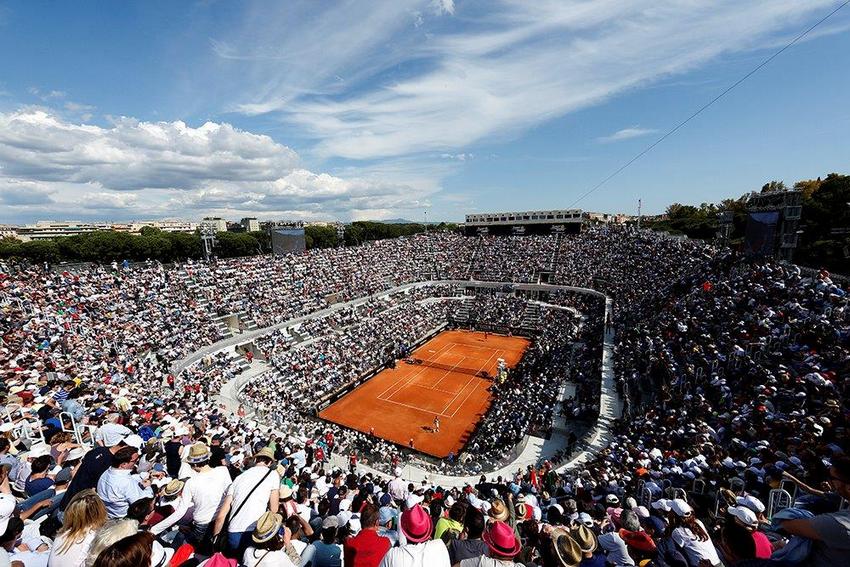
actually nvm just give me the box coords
[568,0,850,208]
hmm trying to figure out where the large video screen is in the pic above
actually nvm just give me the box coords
[271,227,306,255]
[743,211,779,256]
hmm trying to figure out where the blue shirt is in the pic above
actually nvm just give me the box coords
[25,476,54,497]
[96,467,153,518]
[580,553,607,567]
[308,541,342,567]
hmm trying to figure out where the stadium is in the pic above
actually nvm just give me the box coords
[2,2,850,565]
[2,218,849,565]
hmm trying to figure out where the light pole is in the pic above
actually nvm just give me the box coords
[200,224,217,261]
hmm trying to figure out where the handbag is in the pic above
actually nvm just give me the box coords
[210,468,273,553]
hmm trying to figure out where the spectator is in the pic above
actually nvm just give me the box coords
[96,446,153,519]
[780,456,850,566]
[344,504,390,567]
[379,504,450,566]
[242,511,297,567]
[212,447,280,559]
[48,489,107,567]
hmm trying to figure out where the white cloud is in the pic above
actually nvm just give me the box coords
[440,152,473,161]
[215,1,841,161]
[28,87,66,101]
[596,127,658,143]
[431,0,454,16]
[0,108,438,222]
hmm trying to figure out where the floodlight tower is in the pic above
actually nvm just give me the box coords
[717,211,734,248]
[200,223,217,261]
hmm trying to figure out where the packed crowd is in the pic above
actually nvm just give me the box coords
[245,298,452,404]
[462,303,595,466]
[0,226,846,567]
[465,296,531,328]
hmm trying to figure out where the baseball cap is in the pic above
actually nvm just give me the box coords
[670,499,693,517]
[123,434,144,451]
[728,506,758,528]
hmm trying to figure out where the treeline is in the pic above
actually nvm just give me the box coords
[643,173,849,273]
[0,227,274,264]
[305,221,458,249]
[0,222,458,264]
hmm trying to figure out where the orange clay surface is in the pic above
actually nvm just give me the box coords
[319,330,529,458]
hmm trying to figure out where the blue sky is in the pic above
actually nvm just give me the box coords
[0,0,849,223]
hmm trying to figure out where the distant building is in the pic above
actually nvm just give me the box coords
[16,221,115,241]
[202,217,228,232]
[145,220,198,233]
[240,217,260,232]
[0,225,18,239]
[584,212,636,224]
[464,209,583,236]
[14,220,198,241]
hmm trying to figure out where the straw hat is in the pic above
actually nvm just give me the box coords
[488,498,509,522]
[551,528,583,567]
[186,442,211,464]
[571,523,598,553]
[162,479,185,498]
[252,511,283,543]
[254,447,276,462]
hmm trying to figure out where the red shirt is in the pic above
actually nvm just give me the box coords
[752,531,772,559]
[343,529,391,567]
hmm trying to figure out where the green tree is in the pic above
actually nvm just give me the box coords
[214,231,261,258]
[761,180,787,193]
[0,237,23,259]
[305,225,339,249]
[20,240,60,263]
[139,226,162,237]
[793,178,822,200]
[248,231,271,253]
[165,231,203,260]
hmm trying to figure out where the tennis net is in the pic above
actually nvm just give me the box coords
[402,357,494,379]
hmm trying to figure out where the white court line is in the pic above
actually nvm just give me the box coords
[417,354,468,395]
[432,341,499,390]
[410,383,458,395]
[448,348,504,419]
[376,341,454,400]
[377,396,454,418]
[440,347,501,416]
[390,343,459,397]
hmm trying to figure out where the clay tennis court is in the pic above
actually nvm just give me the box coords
[319,330,529,458]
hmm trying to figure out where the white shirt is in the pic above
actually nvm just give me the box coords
[671,521,721,567]
[242,547,296,567]
[47,530,96,567]
[226,465,281,533]
[378,541,450,567]
[151,466,232,535]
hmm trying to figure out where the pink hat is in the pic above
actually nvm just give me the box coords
[483,521,521,557]
[400,504,432,543]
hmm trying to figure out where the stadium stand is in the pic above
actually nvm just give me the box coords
[0,225,847,566]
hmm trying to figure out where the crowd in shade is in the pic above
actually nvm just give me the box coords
[0,226,845,567]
